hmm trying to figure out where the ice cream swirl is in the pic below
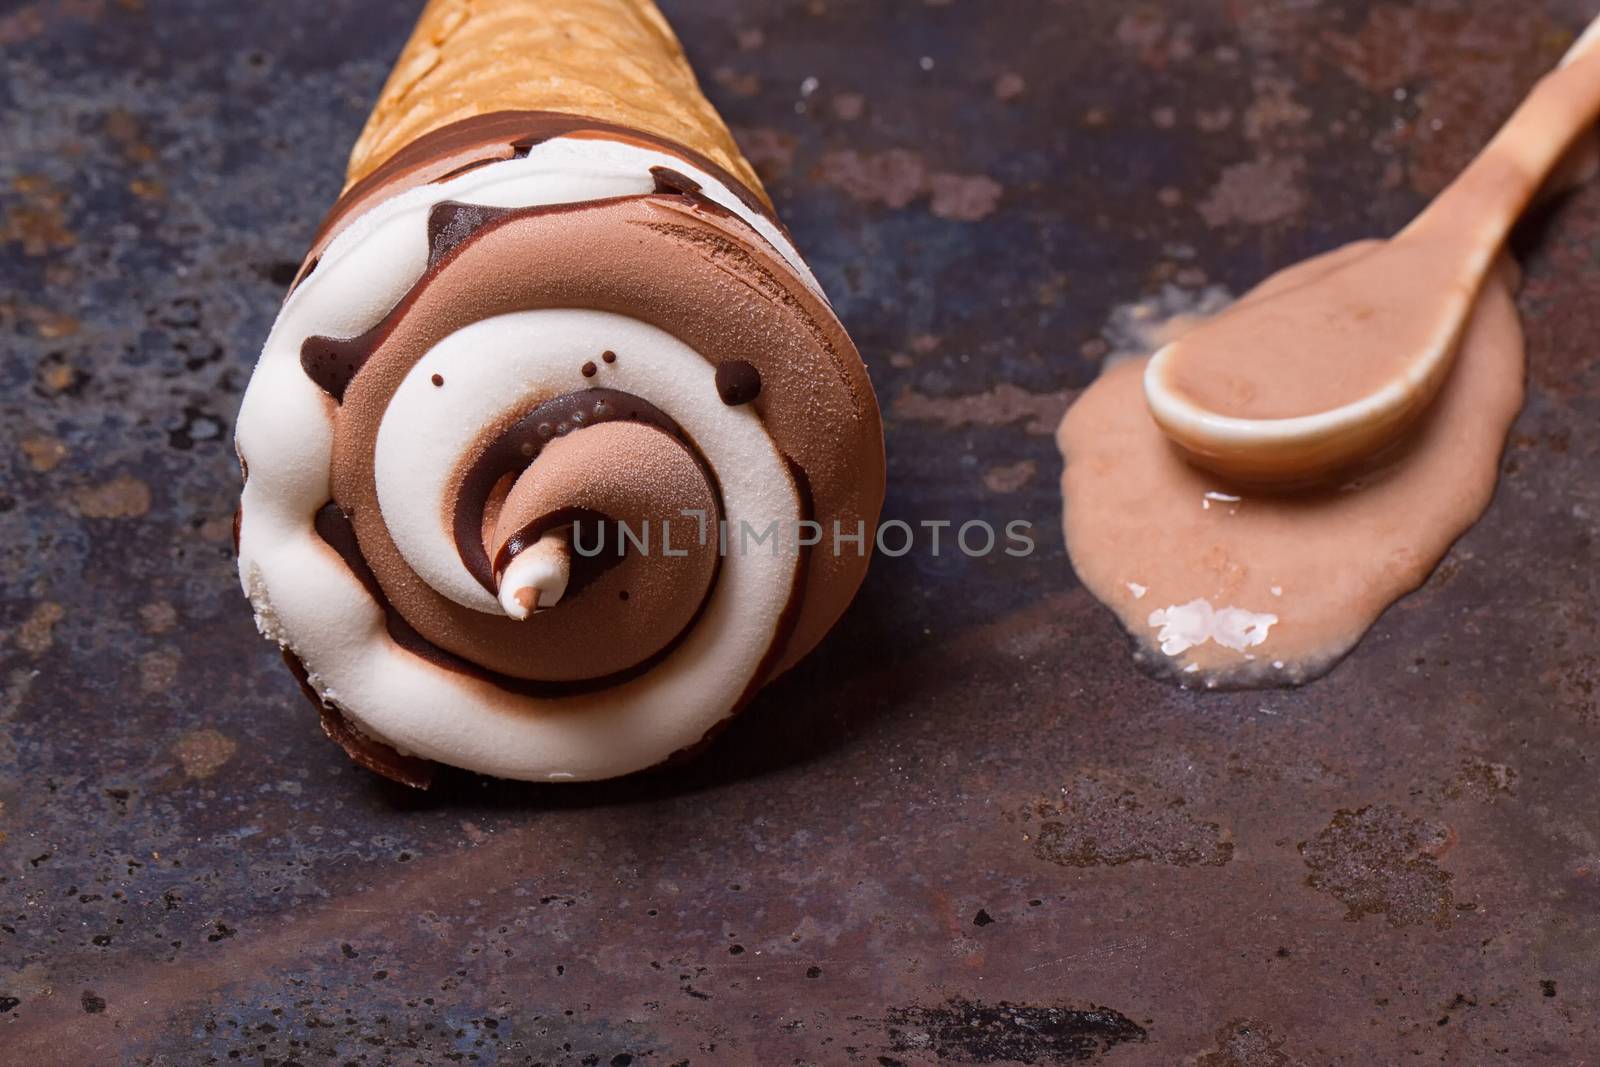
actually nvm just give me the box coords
[235,113,885,782]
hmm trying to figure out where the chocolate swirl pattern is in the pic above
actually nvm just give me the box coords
[236,115,885,782]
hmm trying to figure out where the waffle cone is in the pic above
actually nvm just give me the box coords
[345,0,764,199]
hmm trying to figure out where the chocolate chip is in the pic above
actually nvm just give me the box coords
[715,360,762,406]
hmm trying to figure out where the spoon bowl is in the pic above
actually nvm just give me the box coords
[1143,245,1480,486]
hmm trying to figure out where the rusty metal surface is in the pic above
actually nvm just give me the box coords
[3,0,1599,1063]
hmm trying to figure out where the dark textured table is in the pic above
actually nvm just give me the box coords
[4,1,1600,1063]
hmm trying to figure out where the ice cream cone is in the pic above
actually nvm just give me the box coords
[237,0,885,785]
[345,0,763,198]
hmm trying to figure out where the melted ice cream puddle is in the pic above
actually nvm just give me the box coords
[1057,244,1525,687]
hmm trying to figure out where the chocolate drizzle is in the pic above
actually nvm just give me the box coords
[342,111,771,222]
[310,112,781,258]
[650,165,704,196]
[299,180,787,412]
[314,501,719,700]
[450,388,707,591]
[294,122,810,409]
[715,360,763,406]
[286,255,319,297]
[298,197,614,404]
[300,326,383,403]
[432,155,507,184]
[646,168,754,229]
[428,201,515,268]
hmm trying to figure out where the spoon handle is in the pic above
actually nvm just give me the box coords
[1561,14,1600,67]
[1402,19,1600,260]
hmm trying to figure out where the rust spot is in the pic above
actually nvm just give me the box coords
[1113,7,1195,68]
[1026,778,1234,868]
[198,513,234,543]
[171,728,237,779]
[816,148,1003,221]
[1198,157,1306,228]
[994,71,1026,101]
[1544,653,1600,723]
[818,148,929,209]
[711,65,759,98]
[886,999,1147,1063]
[102,108,157,164]
[2,175,76,255]
[68,475,151,519]
[19,435,66,472]
[928,173,1004,221]
[6,301,79,339]
[1299,805,1456,928]
[15,601,64,656]
[830,92,865,121]
[1195,1018,1301,1067]
[139,601,177,634]
[983,460,1037,494]
[1241,76,1311,141]
[893,382,1074,436]
[138,647,180,694]
[1321,4,1571,196]
[0,7,46,46]
[1445,758,1518,801]
[37,354,88,396]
